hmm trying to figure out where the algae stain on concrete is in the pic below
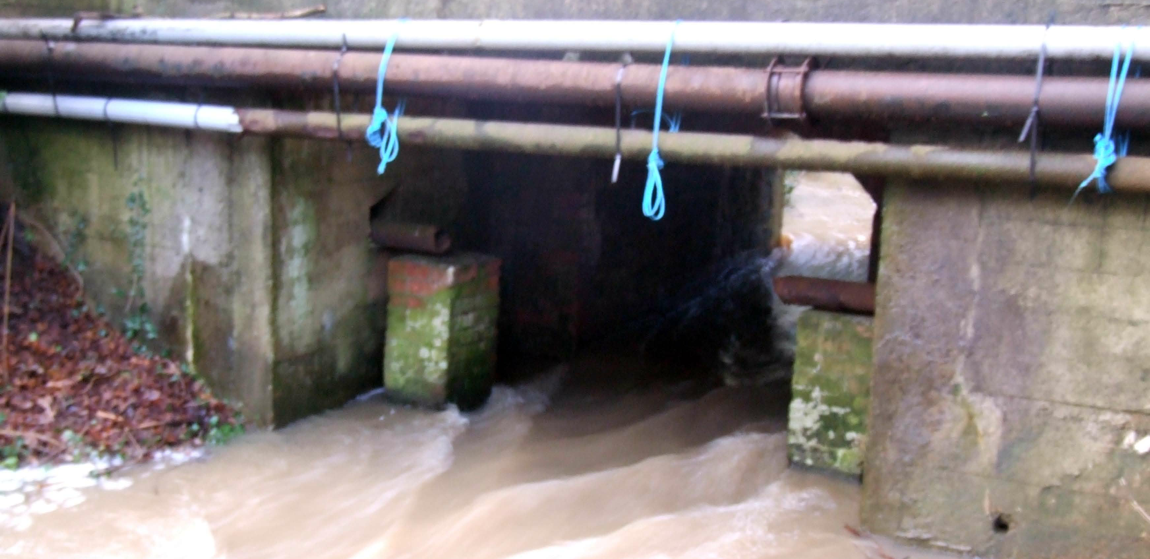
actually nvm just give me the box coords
[787,310,874,476]
[279,200,317,351]
[183,253,199,378]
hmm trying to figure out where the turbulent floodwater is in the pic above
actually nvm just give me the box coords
[0,172,949,559]
[2,370,916,559]
[776,171,877,282]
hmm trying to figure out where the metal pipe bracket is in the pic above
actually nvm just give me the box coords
[763,57,815,126]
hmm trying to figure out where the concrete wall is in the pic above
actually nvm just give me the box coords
[0,119,278,425]
[5,2,1150,556]
[0,2,783,425]
[0,91,485,427]
[863,181,1150,557]
[2,0,1140,24]
[1,0,1142,432]
[0,95,763,428]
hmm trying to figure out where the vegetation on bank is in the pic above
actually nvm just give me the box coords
[0,204,242,469]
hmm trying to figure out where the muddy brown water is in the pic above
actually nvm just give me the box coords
[0,172,957,559]
[1,364,940,559]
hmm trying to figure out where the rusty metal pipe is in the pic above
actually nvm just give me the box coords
[773,277,875,315]
[5,40,1150,128]
[802,71,1150,128]
[7,88,1150,191]
[370,222,452,254]
[0,40,765,113]
[236,109,1150,192]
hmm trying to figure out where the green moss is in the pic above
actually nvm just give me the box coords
[383,255,499,409]
[184,259,203,379]
[285,201,317,331]
[787,310,874,476]
[3,124,48,204]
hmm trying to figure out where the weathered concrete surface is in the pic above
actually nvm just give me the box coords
[384,253,499,409]
[0,119,277,425]
[264,97,469,427]
[269,137,390,427]
[2,0,1142,432]
[4,0,1143,25]
[862,182,1150,557]
[788,310,872,476]
[0,90,474,427]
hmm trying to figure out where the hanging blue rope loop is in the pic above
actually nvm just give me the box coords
[644,150,666,220]
[643,20,680,221]
[1074,31,1136,201]
[366,19,408,175]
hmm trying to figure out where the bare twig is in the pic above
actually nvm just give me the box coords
[1131,497,1150,527]
[124,428,143,455]
[0,429,65,449]
[96,410,124,422]
[122,273,138,315]
[135,418,189,430]
[844,524,896,559]
[16,213,84,290]
[211,4,326,19]
[1,202,13,384]
[1115,479,1150,528]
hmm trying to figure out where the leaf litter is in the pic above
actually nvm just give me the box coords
[0,245,240,468]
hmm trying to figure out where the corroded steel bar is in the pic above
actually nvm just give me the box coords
[370,222,452,254]
[802,71,1150,128]
[235,109,1150,192]
[5,40,1150,127]
[773,277,875,315]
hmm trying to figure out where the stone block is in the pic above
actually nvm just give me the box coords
[788,310,873,476]
[383,253,500,409]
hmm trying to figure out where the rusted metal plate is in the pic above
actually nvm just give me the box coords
[370,222,451,254]
[773,277,875,315]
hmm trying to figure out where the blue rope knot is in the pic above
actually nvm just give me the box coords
[1075,30,1137,201]
[1084,133,1118,194]
[366,100,406,174]
[365,19,408,176]
[642,20,680,221]
[644,149,666,220]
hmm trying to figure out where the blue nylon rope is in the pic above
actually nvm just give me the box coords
[630,52,688,132]
[643,20,680,221]
[670,55,688,132]
[366,19,408,176]
[629,109,681,132]
[1074,32,1136,200]
[1116,66,1142,159]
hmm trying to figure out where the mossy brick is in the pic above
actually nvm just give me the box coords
[388,253,500,297]
[787,310,873,476]
[383,253,500,409]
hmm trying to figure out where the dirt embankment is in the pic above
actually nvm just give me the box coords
[0,216,239,468]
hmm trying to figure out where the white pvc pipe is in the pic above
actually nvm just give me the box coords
[0,92,242,132]
[1,18,1149,61]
